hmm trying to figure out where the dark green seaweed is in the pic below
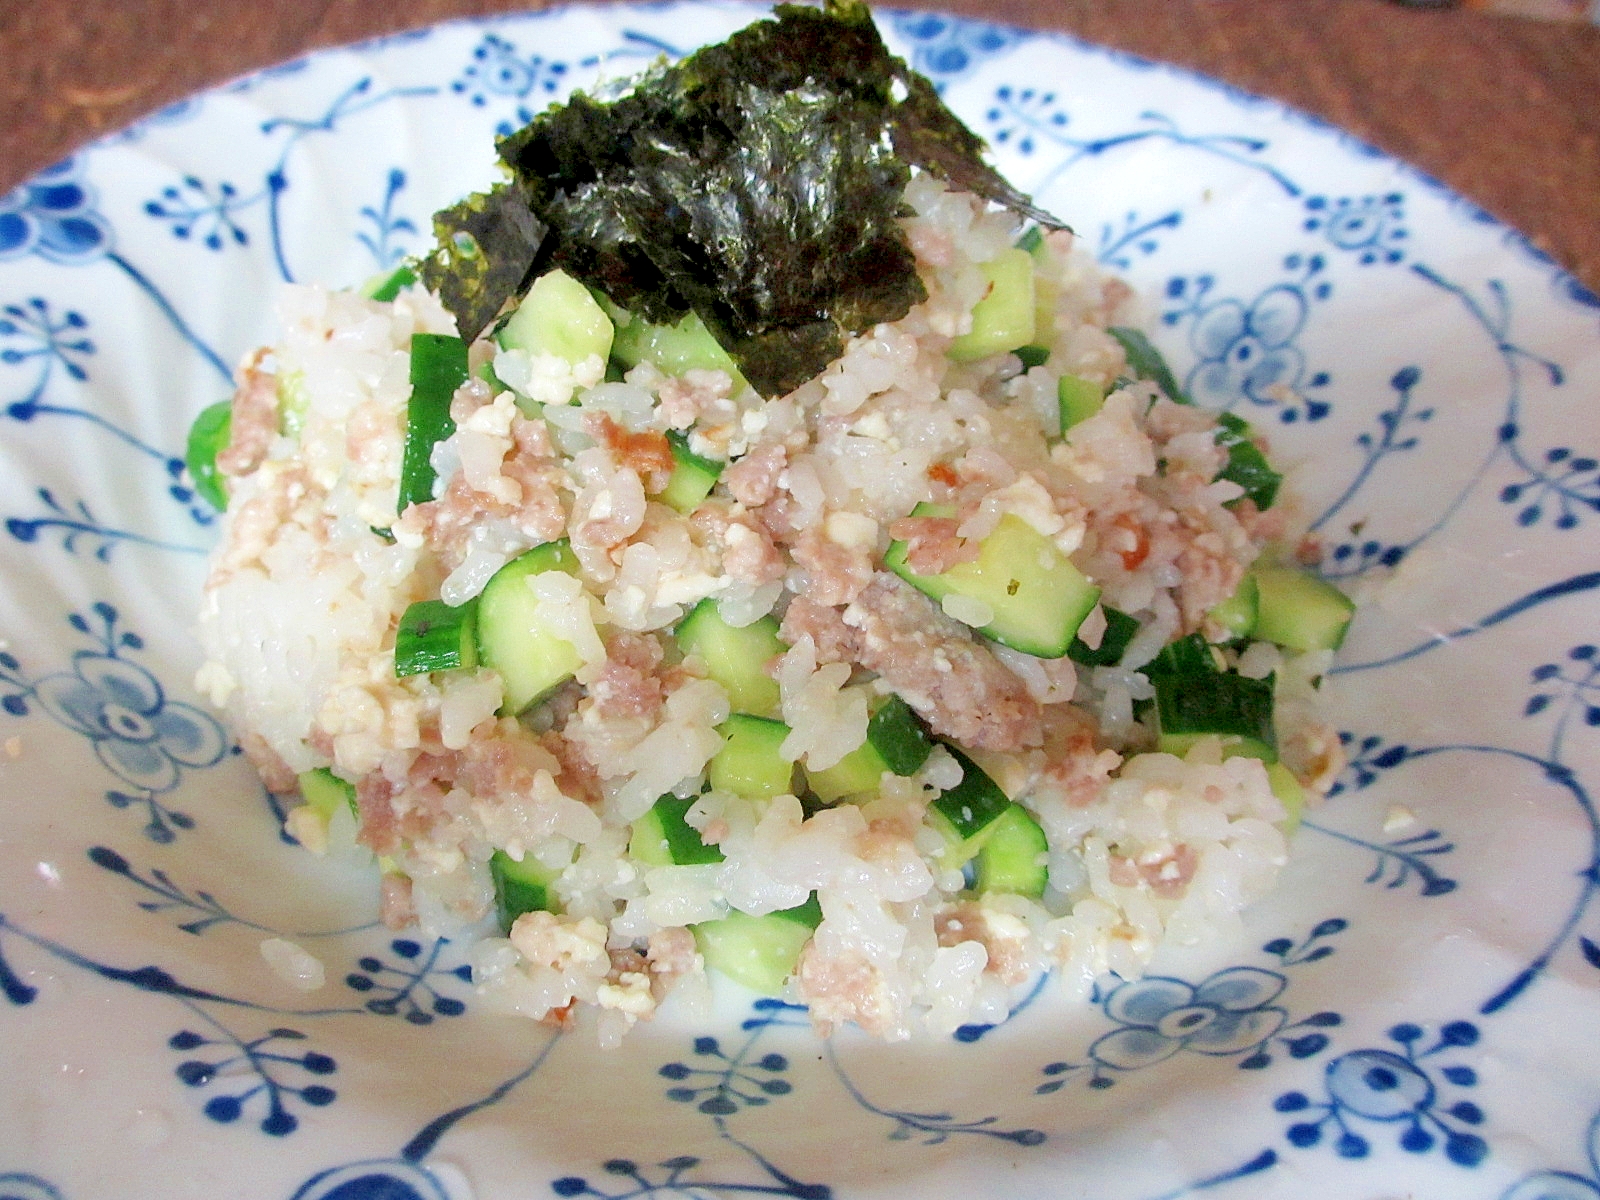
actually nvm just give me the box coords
[416,180,547,342]
[424,1,1064,394]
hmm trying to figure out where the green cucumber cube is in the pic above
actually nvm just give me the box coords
[709,714,795,801]
[693,898,822,994]
[476,540,586,715]
[1152,671,1277,763]
[885,506,1100,659]
[297,767,358,823]
[497,268,614,366]
[674,599,786,719]
[1251,566,1355,652]
[394,598,479,678]
[490,849,562,934]
[1266,761,1307,835]
[1208,573,1260,640]
[973,803,1048,897]
[630,794,725,866]
[658,432,724,513]
[1057,374,1105,434]
[947,248,1037,362]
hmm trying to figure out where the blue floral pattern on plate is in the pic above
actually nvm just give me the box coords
[1,4,1598,1198]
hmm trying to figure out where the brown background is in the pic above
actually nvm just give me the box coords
[3,0,1598,296]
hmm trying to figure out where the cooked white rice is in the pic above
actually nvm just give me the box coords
[195,174,1340,1045]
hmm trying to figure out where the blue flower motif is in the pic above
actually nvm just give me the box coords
[889,14,1023,84]
[0,158,112,265]
[452,33,569,107]
[1304,193,1407,266]
[1089,966,1289,1071]
[1187,284,1308,410]
[31,652,226,792]
[1274,1020,1487,1167]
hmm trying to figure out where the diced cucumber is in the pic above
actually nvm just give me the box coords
[1067,605,1140,668]
[476,540,585,714]
[693,896,822,994]
[1266,761,1307,835]
[1015,344,1051,370]
[398,332,469,513]
[611,309,743,381]
[362,264,417,302]
[489,850,562,934]
[630,794,725,866]
[1057,374,1105,434]
[674,599,785,719]
[924,750,1047,896]
[708,714,795,801]
[972,803,1048,897]
[277,369,309,438]
[930,746,1013,843]
[298,767,358,822]
[1014,226,1044,255]
[1109,326,1188,405]
[1152,670,1277,763]
[884,505,1100,659]
[496,268,614,367]
[184,400,232,512]
[865,694,932,776]
[394,598,479,678]
[804,694,931,803]
[947,248,1036,362]
[1251,566,1356,652]
[805,741,887,804]
[1208,573,1260,640]
[1214,413,1283,511]
[1143,632,1226,680]
[657,431,724,513]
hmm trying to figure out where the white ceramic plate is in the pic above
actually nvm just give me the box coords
[3,5,1599,1197]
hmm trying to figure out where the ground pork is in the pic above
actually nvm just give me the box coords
[217,348,276,477]
[841,575,1043,752]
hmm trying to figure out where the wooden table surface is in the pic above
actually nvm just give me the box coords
[4,0,1598,296]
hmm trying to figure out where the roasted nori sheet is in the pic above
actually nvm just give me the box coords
[427,0,1064,395]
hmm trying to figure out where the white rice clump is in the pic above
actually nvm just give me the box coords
[196,174,1342,1045]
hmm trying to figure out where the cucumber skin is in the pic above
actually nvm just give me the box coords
[490,850,561,934]
[184,400,233,513]
[631,794,724,866]
[1067,605,1140,668]
[931,746,1012,841]
[1152,671,1278,764]
[475,540,585,714]
[398,333,469,513]
[973,803,1049,897]
[394,598,480,678]
[867,694,932,775]
[1109,326,1188,404]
